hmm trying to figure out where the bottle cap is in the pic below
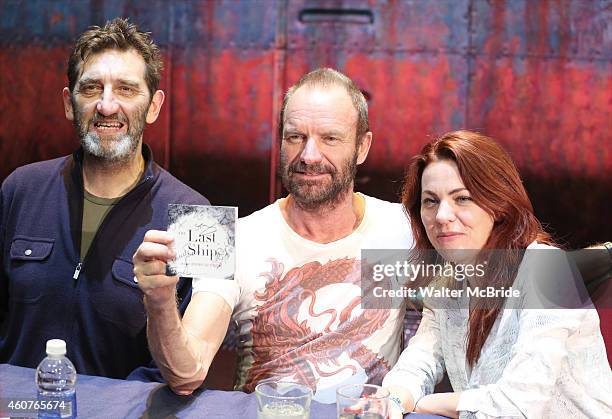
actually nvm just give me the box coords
[46,339,67,356]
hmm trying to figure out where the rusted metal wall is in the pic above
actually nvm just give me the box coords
[1,0,610,247]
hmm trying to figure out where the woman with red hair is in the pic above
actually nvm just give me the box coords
[382,130,611,418]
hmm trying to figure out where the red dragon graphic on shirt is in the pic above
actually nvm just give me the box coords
[243,257,392,393]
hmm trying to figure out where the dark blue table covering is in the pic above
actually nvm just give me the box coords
[0,364,445,418]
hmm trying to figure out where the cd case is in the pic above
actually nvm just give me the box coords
[166,204,237,279]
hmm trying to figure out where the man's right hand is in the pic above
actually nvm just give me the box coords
[133,230,179,306]
[132,231,232,394]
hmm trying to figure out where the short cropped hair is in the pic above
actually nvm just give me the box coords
[279,68,369,144]
[67,17,162,97]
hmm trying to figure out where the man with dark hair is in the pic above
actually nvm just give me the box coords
[134,68,413,401]
[0,18,208,379]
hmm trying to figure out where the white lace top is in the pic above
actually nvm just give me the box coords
[383,242,612,418]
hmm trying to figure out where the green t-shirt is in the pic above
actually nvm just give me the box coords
[80,191,121,258]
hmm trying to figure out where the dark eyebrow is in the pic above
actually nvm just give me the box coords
[77,78,101,86]
[116,79,140,88]
[422,188,468,196]
[77,78,141,88]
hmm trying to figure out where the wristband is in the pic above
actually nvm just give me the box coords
[388,395,406,414]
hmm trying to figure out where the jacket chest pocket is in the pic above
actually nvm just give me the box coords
[89,257,147,337]
[8,236,55,303]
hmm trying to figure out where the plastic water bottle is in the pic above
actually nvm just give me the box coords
[35,339,77,419]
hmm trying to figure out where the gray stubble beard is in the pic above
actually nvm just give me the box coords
[80,131,139,164]
[72,96,147,164]
[280,150,358,211]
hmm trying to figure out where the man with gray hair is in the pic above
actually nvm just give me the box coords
[0,18,208,378]
[133,68,413,401]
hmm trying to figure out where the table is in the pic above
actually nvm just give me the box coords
[0,364,446,418]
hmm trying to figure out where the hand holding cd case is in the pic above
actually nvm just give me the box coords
[166,204,237,279]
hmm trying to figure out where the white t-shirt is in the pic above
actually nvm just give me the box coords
[193,193,414,402]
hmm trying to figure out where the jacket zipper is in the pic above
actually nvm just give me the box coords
[74,174,154,280]
[73,262,83,280]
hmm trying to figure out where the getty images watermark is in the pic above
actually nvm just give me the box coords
[360,248,606,310]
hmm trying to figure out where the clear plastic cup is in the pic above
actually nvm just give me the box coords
[336,384,389,419]
[255,381,312,419]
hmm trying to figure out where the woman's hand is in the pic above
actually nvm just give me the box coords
[414,392,460,418]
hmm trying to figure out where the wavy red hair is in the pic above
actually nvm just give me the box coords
[402,130,554,366]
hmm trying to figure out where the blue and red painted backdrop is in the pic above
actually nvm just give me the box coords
[1,0,610,247]
[1,0,611,369]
